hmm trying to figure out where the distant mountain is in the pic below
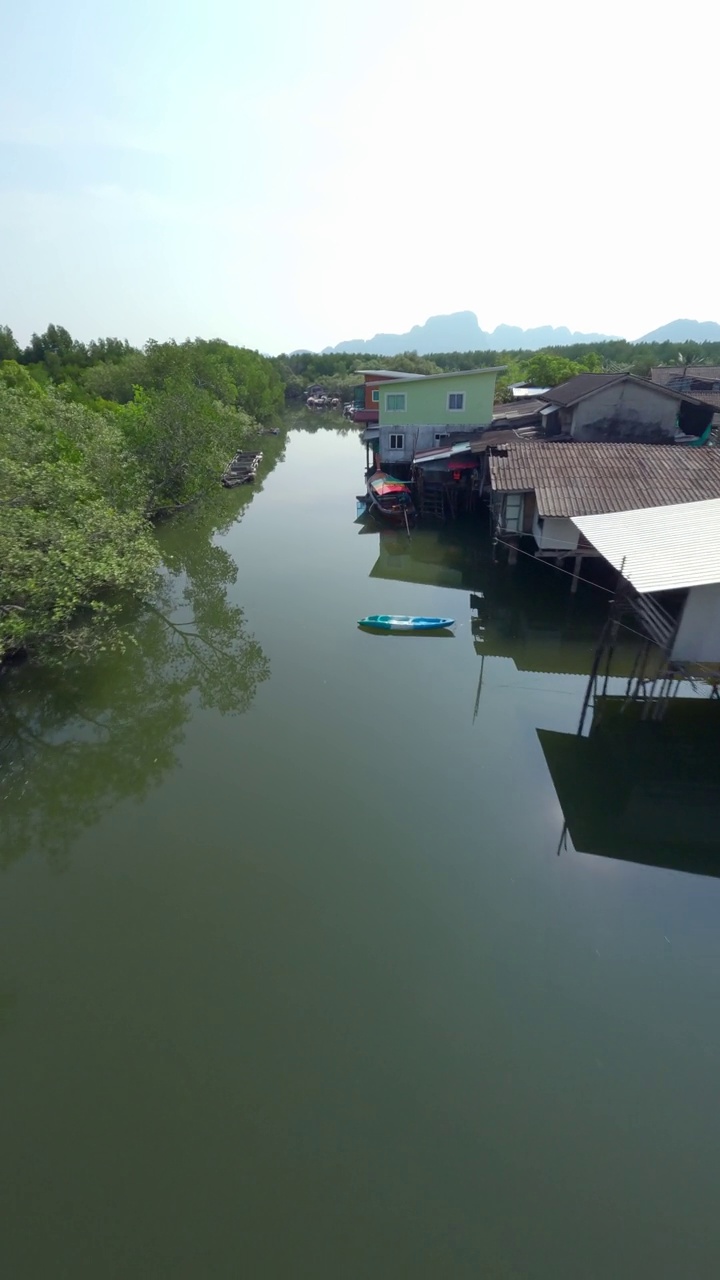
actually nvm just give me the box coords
[636,319,720,344]
[322,311,617,356]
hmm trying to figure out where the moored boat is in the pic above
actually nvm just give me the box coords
[358,614,455,631]
[366,470,415,521]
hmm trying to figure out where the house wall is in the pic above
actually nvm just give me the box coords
[570,382,678,442]
[378,372,498,431]
[379,424,459,465]
[532,512,580,552]
[363,373,397,411]
[671,583,720,663]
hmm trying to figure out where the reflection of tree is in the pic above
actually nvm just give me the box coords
[0,514,270,869]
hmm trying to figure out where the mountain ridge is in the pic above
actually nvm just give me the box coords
[315,312,720,355]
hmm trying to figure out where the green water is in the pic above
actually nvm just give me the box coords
[3,426,720,1278]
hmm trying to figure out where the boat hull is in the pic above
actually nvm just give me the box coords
[358,615,455,631]
[366,471,415,521]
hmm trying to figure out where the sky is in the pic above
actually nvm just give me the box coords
[1,0,718,354]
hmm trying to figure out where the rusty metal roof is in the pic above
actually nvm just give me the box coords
[651,366,720,387]
[488,441,720,517]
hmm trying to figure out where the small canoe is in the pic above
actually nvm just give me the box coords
[358,614,455,631]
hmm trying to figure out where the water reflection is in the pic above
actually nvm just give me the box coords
[539,697,720,877]
[0,497,270,869]
[362,523,643,676]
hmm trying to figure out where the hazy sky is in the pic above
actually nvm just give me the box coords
[1,0,718,353]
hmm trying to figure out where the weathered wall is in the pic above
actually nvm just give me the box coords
[532,513,580,552]
[672,584,720,663]
[379,423,468,464]
[378,371,499,430]
[571,383,678,442]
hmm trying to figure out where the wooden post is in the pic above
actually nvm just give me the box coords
[571,555,583,593]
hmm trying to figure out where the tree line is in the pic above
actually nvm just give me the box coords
[279,340,720,399]
[0,324,284,663]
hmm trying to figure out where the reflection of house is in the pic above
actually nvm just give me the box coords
[488,441,720,581]
[370,367,504,467]
[352,370,418,425]
[360,525,647,676]
[538,698,720,877]
[572,498,720,667]
[537,373,713,443]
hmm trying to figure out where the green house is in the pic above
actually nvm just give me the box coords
[369,367,505,465]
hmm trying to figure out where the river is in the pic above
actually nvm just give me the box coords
[2,423,720,1278]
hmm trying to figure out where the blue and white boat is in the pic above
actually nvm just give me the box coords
[358,614,455,632]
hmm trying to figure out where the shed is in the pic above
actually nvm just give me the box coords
[572,498,720,664]
[538,373,713,443]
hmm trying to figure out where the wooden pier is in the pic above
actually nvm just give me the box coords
[222,450,263,488]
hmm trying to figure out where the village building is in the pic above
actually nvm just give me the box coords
[650,366,720,436]
[536,373,713,443]
[351,370,419,425]
[365,367,504,467]
[571,498,720,668]
[488,440,720,586]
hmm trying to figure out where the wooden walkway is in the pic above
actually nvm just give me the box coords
[222,450,263,488]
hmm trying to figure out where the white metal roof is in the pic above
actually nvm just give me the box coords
[354,369,421,380]
[572,498,720,594]
[365,367,506,387]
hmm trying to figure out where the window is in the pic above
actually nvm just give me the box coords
[448,392,465,411]
[386,392,406,411]
[504,494,524,532]
[389,433,405,451]
[371,390,379,402]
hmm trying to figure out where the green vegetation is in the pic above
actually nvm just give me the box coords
[280,340,720,398]
[0,325,284,662]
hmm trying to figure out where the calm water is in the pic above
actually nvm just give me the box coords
[3,425,720,1278]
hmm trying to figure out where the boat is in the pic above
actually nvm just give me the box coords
[366,470,415,521]
[358,615,455,631]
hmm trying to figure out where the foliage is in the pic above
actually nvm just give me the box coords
[0,360,46,397]
[0,387,158,659]
[142,339,284,422]
[119,380,252,511]
[0,326,20,362]
[0,321,283,662]
[278,340,720,397]
[82,352,148,404]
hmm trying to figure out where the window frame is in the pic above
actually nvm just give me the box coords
[447,391,465,411]
[371,389,379,402]
[389,433,405,451]
[385,392,407,412]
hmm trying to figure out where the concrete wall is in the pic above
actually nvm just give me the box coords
[571,382,679,442]
[532,512,580,552]
[378,371,498,431]
[672,583,720,663]
[380,423,472,465]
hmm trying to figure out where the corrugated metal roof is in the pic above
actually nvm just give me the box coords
[651,366,720,387]
[542,372,711,409]
[541,373,625,405]
[365,367,506,387]
[572,499,720,593]
[355,369,422,380]
[488,441,720,517]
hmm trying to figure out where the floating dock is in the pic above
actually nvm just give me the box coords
[222,450,263,488]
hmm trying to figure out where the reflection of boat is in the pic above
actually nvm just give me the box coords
[358,614,454,631]
[366,471,415,521]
